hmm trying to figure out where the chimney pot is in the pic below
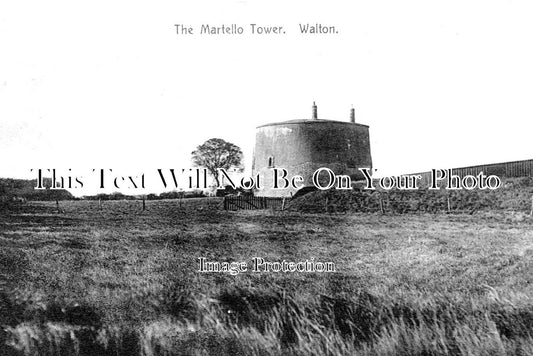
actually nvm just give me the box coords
[312,102,318,120]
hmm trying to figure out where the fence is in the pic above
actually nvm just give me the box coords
[411,159,533,186]
[455,159,533,177]
[223,196,287,211]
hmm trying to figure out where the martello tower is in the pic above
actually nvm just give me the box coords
[252,103,372,197]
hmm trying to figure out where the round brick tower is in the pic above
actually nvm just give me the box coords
[252,103,372,197]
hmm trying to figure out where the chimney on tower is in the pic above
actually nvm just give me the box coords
[350,105,355,123]
[312,101,318,120]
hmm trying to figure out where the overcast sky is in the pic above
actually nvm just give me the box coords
[1,0,532,195]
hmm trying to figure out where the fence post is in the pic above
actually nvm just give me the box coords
[530,195,533,216]
[447,196,451,214]
[379,195,384,214]
[142,195,146,211]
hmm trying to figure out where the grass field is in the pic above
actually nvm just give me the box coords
[1,199,533,355]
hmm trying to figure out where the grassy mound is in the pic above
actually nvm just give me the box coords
[288,177,533,214]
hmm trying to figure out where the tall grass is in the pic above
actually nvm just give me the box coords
[3,286,533,355]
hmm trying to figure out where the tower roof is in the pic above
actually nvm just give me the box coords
[258,102,368,128]
[256,118,369,129]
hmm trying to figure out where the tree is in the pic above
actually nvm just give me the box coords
[191,138,243,187]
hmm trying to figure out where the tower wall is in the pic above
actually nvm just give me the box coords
[252,120,372,197]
